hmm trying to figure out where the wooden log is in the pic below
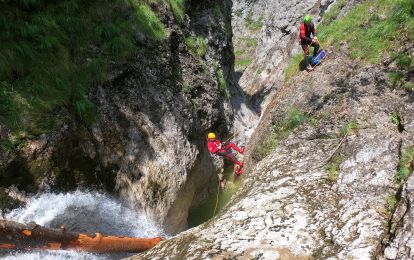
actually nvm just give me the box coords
[0,219,161,253]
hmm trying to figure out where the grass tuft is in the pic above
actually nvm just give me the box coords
[396,147,414,184]
[185,36,208,58]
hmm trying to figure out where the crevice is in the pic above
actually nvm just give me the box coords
[375,139,412,258]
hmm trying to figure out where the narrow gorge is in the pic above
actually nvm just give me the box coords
[1,0,414,259]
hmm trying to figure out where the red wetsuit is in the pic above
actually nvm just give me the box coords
[207,139,244,167]
[299,22,319,57]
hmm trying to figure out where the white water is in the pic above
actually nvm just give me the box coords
[2,191,164,260]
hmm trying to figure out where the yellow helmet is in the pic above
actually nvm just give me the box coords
[207,132,216,139]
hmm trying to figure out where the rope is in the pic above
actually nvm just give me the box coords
[212,176,221,217]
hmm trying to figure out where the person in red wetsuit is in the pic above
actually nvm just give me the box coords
[300,15,320,71]
[207,132,244,175]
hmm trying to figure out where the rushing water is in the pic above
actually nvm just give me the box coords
[2,191,164,260]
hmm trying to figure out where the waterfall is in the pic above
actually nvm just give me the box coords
[2,190,164,260]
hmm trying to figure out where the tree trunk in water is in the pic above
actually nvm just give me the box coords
[0,219,161,253]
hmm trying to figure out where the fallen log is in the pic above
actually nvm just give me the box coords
[0,219,161,253]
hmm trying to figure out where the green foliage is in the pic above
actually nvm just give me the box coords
[284,53,305,81]
[326,154,345,182]
[396,147,414,184]
[214,65,229,97]
[234,9,243,17]
[320,0,348,26]
[403,81,414,90]
[245,38,258,47]
[391,111,401,126]
[395,53,412,69]
[168,0,186,24]
[389,72,404,87]
[183,80,191,93]
[257,106,308,159]
[132,3,167,40]
[235,58,253,70]
[212,5,222,19]
[0,0,167,136]
[385,195,398,214]
[185,36,208,58]
[318,0,414,64]
[340,120,358,136]
[245,12,263,31]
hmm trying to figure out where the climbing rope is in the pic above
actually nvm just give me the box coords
[212,176,221,217]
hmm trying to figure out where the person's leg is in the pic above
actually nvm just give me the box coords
[311,41,320,57]
[223,142,244,154]
[301,42,312,70]
[217,151,243,166]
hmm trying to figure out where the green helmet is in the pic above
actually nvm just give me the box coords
[304,15,312,23]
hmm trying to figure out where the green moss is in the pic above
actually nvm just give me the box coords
[391,111,401,126]
[185,36,208,58]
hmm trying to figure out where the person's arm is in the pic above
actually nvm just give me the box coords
[300,23,312,42]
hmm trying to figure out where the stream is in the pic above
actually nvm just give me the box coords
[1,191,164,260]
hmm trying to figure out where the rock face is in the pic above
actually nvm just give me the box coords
[0,1,236,234]
[232,0,320,111]
[134,43,414,258]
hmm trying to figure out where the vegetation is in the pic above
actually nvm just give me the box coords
[391,111,401,126]
[185,36,208,58]
[284,54,305,81]
[385,194,398,214]
[214,64,229,97]
[245,11,263,31]
[0,0,167,138]
[183,80,191,93]
[395,147,414,184]
[340,119,358,136]
[168,0,186,24]
[285,0,414,79]
[235,58,253,71]
[257,106,308,159]
[318,0,414,63]
[326,154,345,182]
